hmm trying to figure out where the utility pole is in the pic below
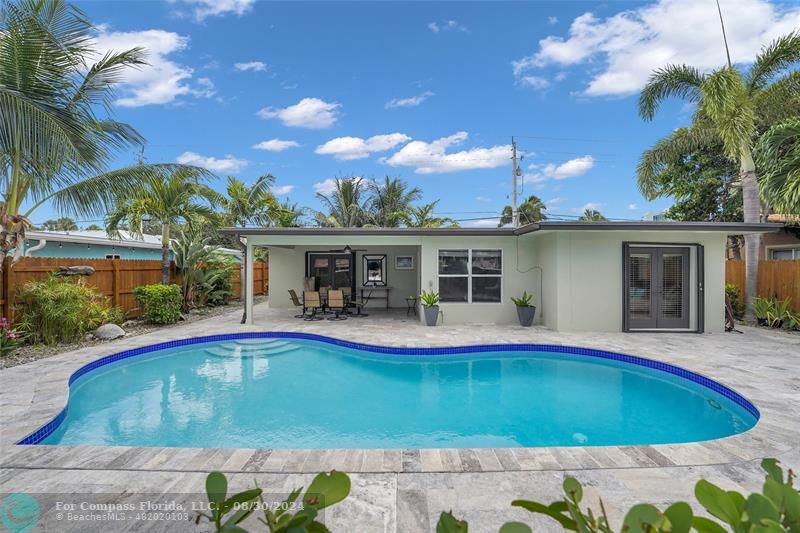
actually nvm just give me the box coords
[511,137,519,228]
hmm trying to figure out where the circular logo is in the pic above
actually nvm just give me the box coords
[0,493,40,533]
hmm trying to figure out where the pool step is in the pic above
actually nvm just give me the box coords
[233,338,283,346]
[205,343,299,358]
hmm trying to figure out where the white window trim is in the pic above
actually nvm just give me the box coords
[437,248,503,304]
[765,245,800,260]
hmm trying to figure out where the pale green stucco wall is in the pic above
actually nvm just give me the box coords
[252,230,727,332]
[418,235,540,325]
[530,231,727,332]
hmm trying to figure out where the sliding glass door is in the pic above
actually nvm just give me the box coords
[307,253,355,296]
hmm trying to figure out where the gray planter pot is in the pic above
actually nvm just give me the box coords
[423,305,440,326]
[516,305,536,327]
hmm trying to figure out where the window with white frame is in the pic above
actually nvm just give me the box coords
[768,247,800,260]
[438,249,502,303]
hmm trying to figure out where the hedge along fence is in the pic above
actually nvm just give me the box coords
[0,256,268,323]
[725,259,800,312]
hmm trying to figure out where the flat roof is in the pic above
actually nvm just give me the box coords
[221,221,783,237]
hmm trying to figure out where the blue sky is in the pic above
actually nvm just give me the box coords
[33,0,800,227]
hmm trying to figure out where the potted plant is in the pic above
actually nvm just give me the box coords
[420,290,440,326]
[511,291,536,327]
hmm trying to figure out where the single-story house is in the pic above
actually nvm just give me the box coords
[20,230,242,262]
[223,221,781,333]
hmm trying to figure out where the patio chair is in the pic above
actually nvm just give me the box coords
[319,286,332,314]
[326,289,348,321]
[288,289,305,318]
[303,291,324,321]
[348,295,369,318]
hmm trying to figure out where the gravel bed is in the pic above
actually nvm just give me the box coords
[0,296,267,370]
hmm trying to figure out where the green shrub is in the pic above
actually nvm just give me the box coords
[439,458,800,533]
[15,275,123,345]
[197,253,237,307]
[133,284,182,324]
[725,283,744,319]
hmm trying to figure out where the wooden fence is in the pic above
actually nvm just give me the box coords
[725,259,800,311]
[0,256,268,322]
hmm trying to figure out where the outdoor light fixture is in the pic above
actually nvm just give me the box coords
[343,245,352,254]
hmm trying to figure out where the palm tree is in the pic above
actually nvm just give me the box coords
[498,195,547,227]
[756,118,800,215]
[40,217,78,231]
[315,177,369,227]
[366,176,421,227]
[578,207,608,218]
[106,168,217,283]
[209,175,280,229]
[638,32,800,319]
[578,209,607,222]
[402,201,459,228]
[272,200,305,227]
[0,0,203,275]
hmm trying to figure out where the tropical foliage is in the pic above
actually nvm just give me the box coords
[366,176,422,227]
[314,177,371,227]
[403,201,458,228]
[0,0,202,271]
[39,217,78,231]
[132,284,182,325]
[638,32,800,318]
[105,167,217,283]
[757,118,800,215]
[499,195,547,227]
[578,209,607,221]
[438,458,800,533]
[15,274,123,344]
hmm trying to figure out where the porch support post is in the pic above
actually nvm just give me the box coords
[245,240,254,325]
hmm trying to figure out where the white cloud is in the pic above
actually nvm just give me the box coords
[252,139,300,152]
[628,203,640,210]
[170,0,254,21]
[573,202,606,213]
[385,91,434,108]
[176,151,247,173]
[519,76,550,90]
[313,179,339,195]
[315,133,411,161]
[525,155,595,183]
[547,16,558,25]
[257,98,340,129]
[475,196,491,202]
[271,184,295,196]
[513,0,800,96]
[546,197,563,205]
[93,28,215,107]
[428,20,468,33]
[234,61,267,72]
[383,132,510,174]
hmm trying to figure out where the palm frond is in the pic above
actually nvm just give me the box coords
[747,32,800,94]
[638,64,705,120]
[756,118,800,215]
[637,128,721,199]
[700,68,755,160]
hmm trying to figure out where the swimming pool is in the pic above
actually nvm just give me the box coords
[24,333,758,448]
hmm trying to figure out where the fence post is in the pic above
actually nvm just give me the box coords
[111,258,121,308]
[1,256,10,322]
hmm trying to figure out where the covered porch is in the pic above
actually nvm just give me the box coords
[235,230,427,324]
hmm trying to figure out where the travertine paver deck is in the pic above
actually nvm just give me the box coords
[1,302,798,531]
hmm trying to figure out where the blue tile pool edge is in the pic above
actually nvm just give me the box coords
[17,331,760,445]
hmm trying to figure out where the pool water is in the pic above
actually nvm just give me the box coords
[40,337,757,448]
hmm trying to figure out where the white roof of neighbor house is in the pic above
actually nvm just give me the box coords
[27,230,242,256]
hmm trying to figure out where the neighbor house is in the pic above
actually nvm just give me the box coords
[223,221,781,333]
[20,230,243,262]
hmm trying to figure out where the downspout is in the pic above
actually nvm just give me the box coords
[24,239,47,257]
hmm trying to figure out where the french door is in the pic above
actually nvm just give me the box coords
[306,253,355,296]
[625,246,690,330]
